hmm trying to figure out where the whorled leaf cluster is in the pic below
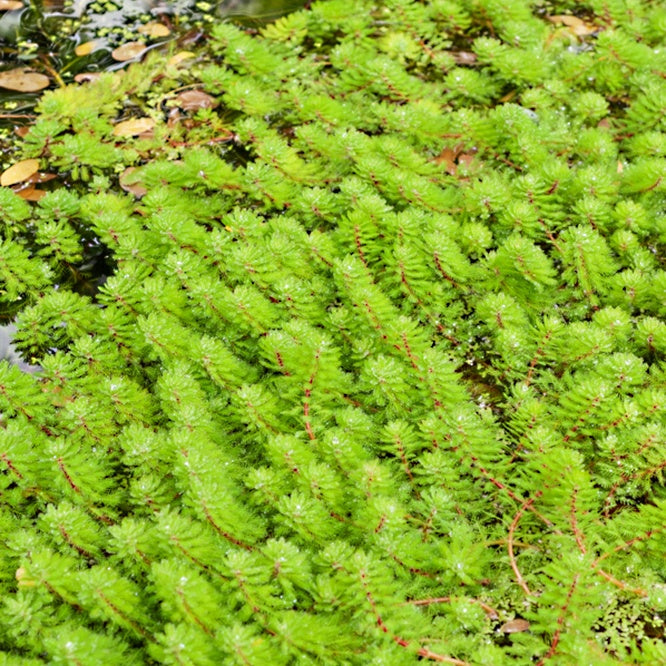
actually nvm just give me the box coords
[0,0,665,664]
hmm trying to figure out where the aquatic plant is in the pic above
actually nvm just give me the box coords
[0,0,665,663]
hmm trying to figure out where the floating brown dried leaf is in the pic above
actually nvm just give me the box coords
[547,14,599,36]
[74,72,103,84]
[137,22,171,38]
[0,68,50,92]
[16,186,46,201]
[500,619,530,634]
[113,117,156,137]
[111,42,146,62]
[175,90,218,111]
[1,159,40,187]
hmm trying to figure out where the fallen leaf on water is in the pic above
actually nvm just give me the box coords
[1,159,40,187]
[547,14,599,36]
[168,51,195,67]
[111,42,146,62]
[0,1,23,10]
[138,22,170,38]
[175,90,218,111]
[74,72,102,83]
[75,40,98,56]
[113,117,155,137]
[119,167,147,197]
[435,146,460,175]
[457,153,477,168]
[0,68,50,92]
[16,186,46,201]
[500,619,530,634]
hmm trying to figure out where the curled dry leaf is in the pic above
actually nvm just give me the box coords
[119,167,147,198]
[111,42,146,62]
[547,14,599,36]
[137,22,170,38]
[16,186,46,202]
[1,159,40,187]
[500,619,530,634]
[74,72,102,84]
[113,117,156,137]
[175,90,218,111]
[0,1,23,10]
[0,68,50,92]
[435,146,460,175]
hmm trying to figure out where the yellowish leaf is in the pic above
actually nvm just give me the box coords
[137,22,171,38]
[111,42,146,62]
[75,40,98,56]
[16,566,37,587]
[548,14,585,27]
[167,51,195,67]
[547,14,598,36]
[112,117,155,137]
[0,68,50,92]
[1,159,40,187]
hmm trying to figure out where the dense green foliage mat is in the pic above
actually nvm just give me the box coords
[0,0,666,663]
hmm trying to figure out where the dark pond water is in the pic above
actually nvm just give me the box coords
[0,0,306,109]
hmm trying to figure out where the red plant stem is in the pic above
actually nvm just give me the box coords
[97,591,154,641]
[536,574,579,665]
[0,453,23,479]
[594,568,647,597]
[508,495,540,596]
[360,572,469,664]
[569,488,586,554]
[57,458,81,493]
[201,503,253,551]
[303,348,321,440]
[594,525,663,566]
[404,596,499,619]
[470,460,557,531]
